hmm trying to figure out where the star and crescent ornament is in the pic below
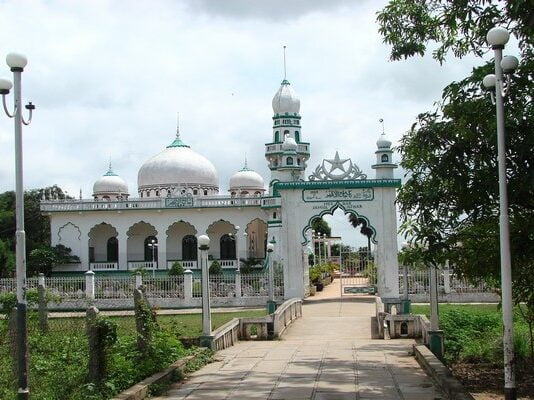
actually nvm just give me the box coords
[309,151,367,181]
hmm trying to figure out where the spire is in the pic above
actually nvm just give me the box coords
[167,113,190,148]
[283,45,287,81]
[104,159,118,176]
[241,154,251,171]
[379,118,385,135]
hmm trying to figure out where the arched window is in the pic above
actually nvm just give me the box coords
[283,130,290,138]
[297,158,301,165]
[182,235,198,261]
[273,212,277,219]
[220,234,236,260]
[144,236,158,262]
[274,131,280,143]
[381,154,389,163]
[286,157,294,165]
[295,131,300,142]
[273,159,278,167]
[107,237,118,262]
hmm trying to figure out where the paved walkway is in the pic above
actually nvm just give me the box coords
[154,298,445,400]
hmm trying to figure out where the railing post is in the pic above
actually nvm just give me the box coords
[235,270,241,298]
[184,269,193,300]
[85,271,95,300]
[443,260,451,294]
[37,273,48,333]
[135,272,143,289]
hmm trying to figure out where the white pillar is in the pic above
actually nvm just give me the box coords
[135,272,143,289]
[199,236,211,337]
[118,232,127,270]
[157,232,167,270]
[443,260,451,294]
[235,270,242,298]
[184,269,193,300]
[85,271,95,300]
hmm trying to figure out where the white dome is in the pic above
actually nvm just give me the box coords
[93,168,128,195]
[137,136,219,193]
[282,136,298,152]
[229,167,265,192]
[272,79,300,114]
[377,133,392,149]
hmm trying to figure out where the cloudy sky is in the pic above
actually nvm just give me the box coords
[0,0,486,246]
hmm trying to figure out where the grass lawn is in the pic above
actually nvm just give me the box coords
[0,308,267,400]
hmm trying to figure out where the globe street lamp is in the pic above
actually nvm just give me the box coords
[400,242,411,314]
[482,26,519,400]
[266,241,276,313]
[1,52,35,400]
[198,235,212,346]
[147,239,158,278]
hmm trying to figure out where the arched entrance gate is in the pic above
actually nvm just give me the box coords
[268,152,401,303]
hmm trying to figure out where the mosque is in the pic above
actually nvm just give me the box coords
[41,77,401,301]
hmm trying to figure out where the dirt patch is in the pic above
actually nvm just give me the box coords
[451,361,534,400]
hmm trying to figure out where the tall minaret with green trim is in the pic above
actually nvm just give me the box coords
[265,55,310,186]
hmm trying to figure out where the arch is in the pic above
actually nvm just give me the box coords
[182,235,198,261]
[57,222,82,261]
[300,203,377,246]
[88,222,119,263]
[58,222,81,241]
[127,221,157,262]
[144,236,158,262]
[245,218,268,259]
[286,157,294,165]
[274,131,280,142]
[381,154,389,162]
[166,220,197,261]
[207,220,237,260]
[295,131,300,142]
[220,234,236,260]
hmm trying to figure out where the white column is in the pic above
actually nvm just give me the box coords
[184,269,193,300]
[157,232,167,269]
[85,271,95,300]
[235,270,242,298]
[118,232,127,270]
[80,229,90,271]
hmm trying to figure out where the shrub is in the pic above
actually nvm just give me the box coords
[168,262,185,276]
[209,261,222,275]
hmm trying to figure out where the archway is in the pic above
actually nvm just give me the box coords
[207,219,237,261]
[166,220,197,266]
[244,218,268,259]
[127,221,157,265]
[88,223,118,263]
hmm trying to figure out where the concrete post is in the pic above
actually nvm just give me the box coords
[37,274,48,333]
[184,269,193,300]
[198,235,213,348]
[85,271,95,300]
[443,260,451,294]
[135,272,143,289]
[117,233,127,270]
[235,270,242,298]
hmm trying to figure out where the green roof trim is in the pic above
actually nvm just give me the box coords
[272,179,401,196]
[167,137,190,148]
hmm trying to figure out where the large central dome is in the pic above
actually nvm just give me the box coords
[137,135,219,198]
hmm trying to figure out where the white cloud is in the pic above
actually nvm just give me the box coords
[0,0,483,246]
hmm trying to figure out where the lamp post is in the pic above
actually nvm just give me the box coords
[147,239,158,278]
[0,52,35,400]
[230,226,240,271]
[243,232,248,260]
[266,241,276,313]
[482,26,519,400]
[198,234,212,345]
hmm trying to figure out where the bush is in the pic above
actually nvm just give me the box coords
[168,262,185,276]
[209,261,222,275]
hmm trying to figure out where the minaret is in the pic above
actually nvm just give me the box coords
[371,121,397,179]
[265,51,310,186]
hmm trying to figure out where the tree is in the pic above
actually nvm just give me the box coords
[378,0,534,355]
[311,218,331,236]
[348,214,373,250]
[377,0,534,64]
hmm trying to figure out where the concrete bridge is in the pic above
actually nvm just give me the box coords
[153,291,446,400]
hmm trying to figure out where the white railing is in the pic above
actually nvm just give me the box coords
[261,197,282,207]
[265,143,310,154]
[399,267,495,295]
[167,260,198,269]
[45,276,86,299]
[143,276,184,299]
[95,276,136,299]
[209,274,236,297]
[219,260,237,268]
[90,262,118,270]
[40,195,263,212]
[128,261,157,270]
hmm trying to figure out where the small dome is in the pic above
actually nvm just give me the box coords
[137,135,219,196]
[93,166,128,196]
[272,79,300,114]
[282,136,298,152]
[377,133,392,149]
[229,167,265,192]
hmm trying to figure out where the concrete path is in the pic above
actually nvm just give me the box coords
[154,299,445,400]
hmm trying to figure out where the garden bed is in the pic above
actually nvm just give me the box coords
[412,304,534,399]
